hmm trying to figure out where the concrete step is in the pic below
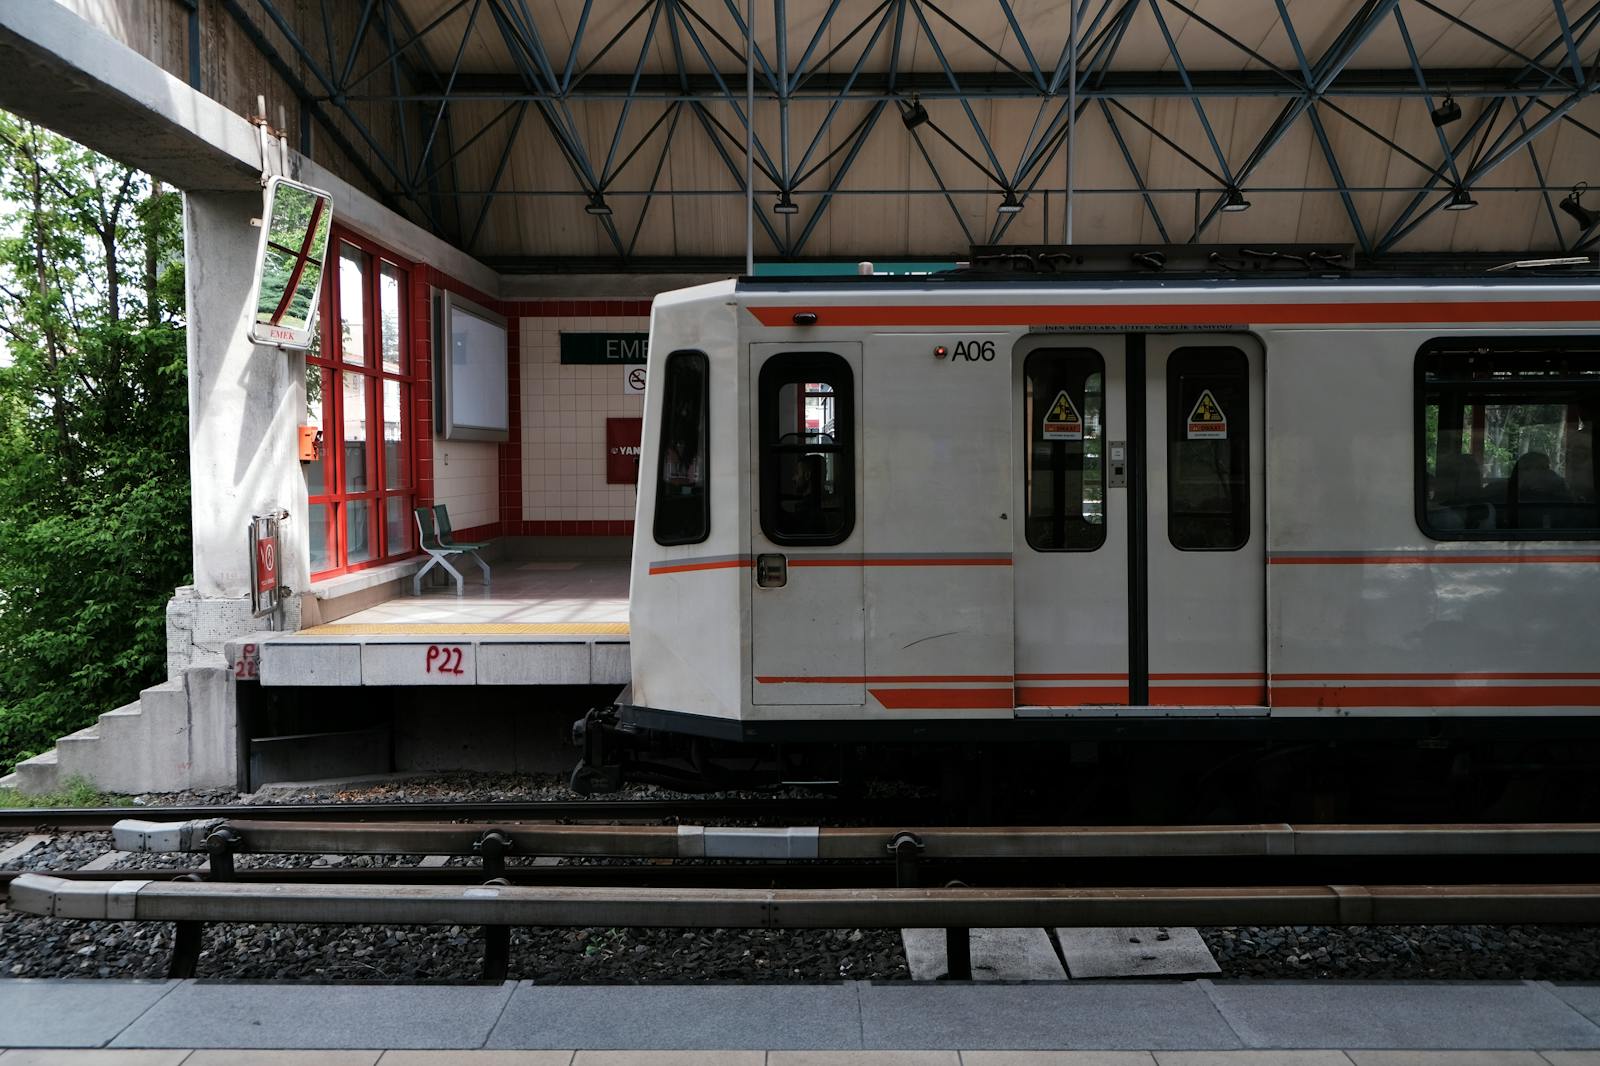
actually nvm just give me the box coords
[13,749,59,794]
[0,771,19,791]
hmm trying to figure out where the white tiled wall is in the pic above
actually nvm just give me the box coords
[521,316,648,522]
[432,438,498,530]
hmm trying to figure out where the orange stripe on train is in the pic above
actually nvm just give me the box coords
[748,300,1600,329]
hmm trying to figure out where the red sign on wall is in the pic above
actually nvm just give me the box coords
[255,531,278,596]
[606,417,643,485]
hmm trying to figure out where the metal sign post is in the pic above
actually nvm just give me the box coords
[249,510,289,624]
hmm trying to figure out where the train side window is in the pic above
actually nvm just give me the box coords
[1167,347,1249,551]
[653,350,709,546]
[1418,341,1600,540]
[1024,349,1106,551]
[759,353,854,546]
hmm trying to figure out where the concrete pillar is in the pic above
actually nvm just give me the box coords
[184,189,310,601]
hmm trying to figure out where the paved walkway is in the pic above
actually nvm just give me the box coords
[3,980,1600,1059]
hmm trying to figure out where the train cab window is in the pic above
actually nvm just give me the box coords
[1024,350,1106,551]
[1418,341,1600,539]
[1167,347,1249,551]
[759,353,854,545]
[653,351,709,545]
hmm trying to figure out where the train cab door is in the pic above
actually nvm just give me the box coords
[861,333,1015,711]
[1144,335,1266,708]
[748,343,866,706]
[1012,337,1131,708]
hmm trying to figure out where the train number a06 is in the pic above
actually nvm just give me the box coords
[950,340,996,362]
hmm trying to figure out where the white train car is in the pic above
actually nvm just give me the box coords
[574,268,1600,792]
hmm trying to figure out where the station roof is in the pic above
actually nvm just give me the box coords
[134,2,1600,268]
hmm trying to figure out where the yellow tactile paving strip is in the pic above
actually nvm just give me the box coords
[296,622,630,636]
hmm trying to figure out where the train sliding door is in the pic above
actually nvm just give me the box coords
[1145,335,1266,708]
[1012,333,1265,711]
[1013,337,1131,708]
[748,343,865,707]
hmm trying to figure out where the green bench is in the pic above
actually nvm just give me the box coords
[413,504,491,595]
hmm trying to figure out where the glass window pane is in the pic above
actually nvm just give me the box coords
[346,499,373,565]
[380,262,403,373]
[1421,345,1600,536]
[383,379,407,490]
[759,353,854,546]
[385,496,413,556]
[343,374,369,492]
[303,363,331,497]
[653,351,709,545]
[1024,349,1106,551]
[309,502,333,574]
[338,242,367,366]
[1167,347,1249,551]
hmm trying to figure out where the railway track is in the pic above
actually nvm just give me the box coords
[0,797,922,833]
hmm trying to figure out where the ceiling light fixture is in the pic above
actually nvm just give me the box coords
[900,96,929,130]
[773,192,800,215]
[1430,94,1462,127]
[1221,187,1251,212]
[1444,186,1477,211]
[1561,182,1600,229]
[584,194,612,217]
[997,190,1024,214]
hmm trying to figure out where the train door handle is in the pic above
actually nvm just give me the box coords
[755,553,788,588]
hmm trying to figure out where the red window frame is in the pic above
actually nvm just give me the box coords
[305,227,419,579]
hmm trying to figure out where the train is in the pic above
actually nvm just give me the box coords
[571,254,1600,816]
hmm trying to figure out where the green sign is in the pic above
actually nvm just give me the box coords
[560,332,649,365]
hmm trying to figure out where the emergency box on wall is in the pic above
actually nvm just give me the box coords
[298,426,322,462]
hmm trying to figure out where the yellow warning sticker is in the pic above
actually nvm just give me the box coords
[1043,389,1083,441]
[1186,388,1228,440]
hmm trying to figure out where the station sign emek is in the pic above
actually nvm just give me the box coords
[560,332,649,365]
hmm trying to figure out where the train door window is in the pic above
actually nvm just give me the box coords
[1418,341,1600,539]
[1023,349,1106,551]
[1167,347,1249,551]
[653,350,709,546]
[759,353,854,545]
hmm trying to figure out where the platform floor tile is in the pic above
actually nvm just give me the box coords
[0,1052,190,1066]
[0,980,178,1048]
[963,1054,1158,1065]
[1546,985,1600,1027]
[1346,1054,1553,1065]
[109,982,517,1050]
[378,1053,576,1064]
[1153,1054,1353,1065]
[486,984,861,1050]
[1199,981,1600,1050]
[1546,1054,1600,1065]
[769,1054,960,1065]
[858,982,1242,1050]
[181,1054,381,1066]
[570,1054,763,1065]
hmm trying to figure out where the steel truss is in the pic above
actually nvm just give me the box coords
[235,0,1600,261]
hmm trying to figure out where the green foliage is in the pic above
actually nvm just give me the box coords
[0,774,132,808]
[0,113,191,773]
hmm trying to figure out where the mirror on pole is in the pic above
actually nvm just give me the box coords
[249,177,333,348]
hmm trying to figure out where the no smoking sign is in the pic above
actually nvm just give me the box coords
[624,366,646,395]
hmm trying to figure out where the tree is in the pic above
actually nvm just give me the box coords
[0,113,190,774]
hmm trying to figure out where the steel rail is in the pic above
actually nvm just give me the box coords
[107,819,1600,861]
[14,873,1600,928]
[0,798,913,833]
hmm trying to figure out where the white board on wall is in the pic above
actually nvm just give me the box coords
[434,289,508,442]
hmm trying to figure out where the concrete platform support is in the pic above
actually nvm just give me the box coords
[11,191,308,794]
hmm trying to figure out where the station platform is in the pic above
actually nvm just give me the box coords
[3,979,1600,1059]
[260,559,630,687]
